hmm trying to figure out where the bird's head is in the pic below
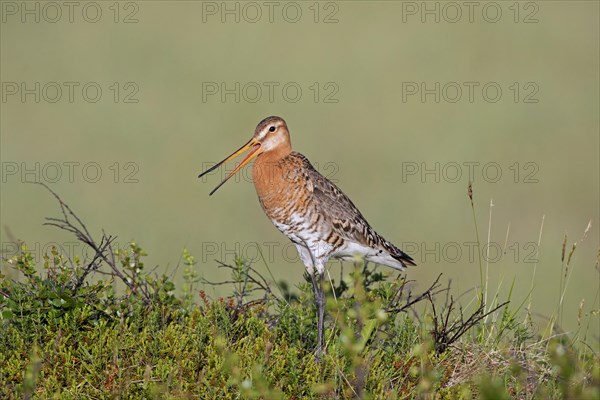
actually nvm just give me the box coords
[198,116,291,195]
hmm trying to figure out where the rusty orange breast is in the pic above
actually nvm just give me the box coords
[252,152,311,223]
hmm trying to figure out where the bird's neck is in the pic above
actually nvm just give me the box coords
[256,144,292,167]
[252,146,292,196]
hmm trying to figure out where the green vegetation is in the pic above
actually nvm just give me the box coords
[1,188,598,399]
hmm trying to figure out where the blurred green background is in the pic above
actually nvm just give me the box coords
[1,2,598,344]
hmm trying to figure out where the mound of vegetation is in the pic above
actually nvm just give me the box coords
[1,185,598,399]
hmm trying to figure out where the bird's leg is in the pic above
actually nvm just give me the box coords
[310,270,325,361]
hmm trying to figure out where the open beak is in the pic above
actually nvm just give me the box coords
[198,138,261,195]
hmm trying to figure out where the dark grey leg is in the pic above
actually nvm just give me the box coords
[310,271,325,361]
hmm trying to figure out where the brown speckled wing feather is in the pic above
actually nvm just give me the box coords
[294,152,416,267]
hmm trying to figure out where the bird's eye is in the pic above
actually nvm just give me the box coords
[269,126,276,132]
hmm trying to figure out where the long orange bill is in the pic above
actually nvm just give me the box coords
[198,138,261,196]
